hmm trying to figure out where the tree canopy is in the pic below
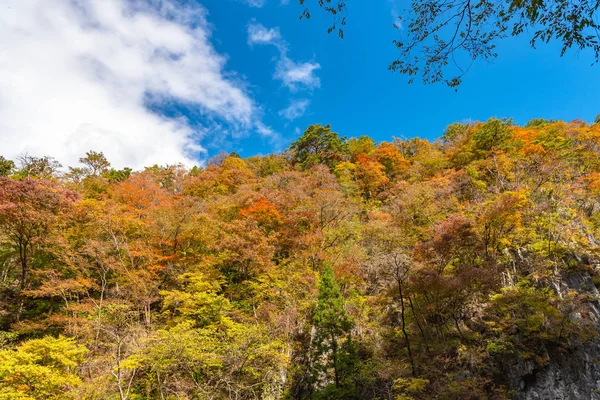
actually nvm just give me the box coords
[1,117,600,398]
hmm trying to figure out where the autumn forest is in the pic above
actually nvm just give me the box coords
[2,118,600,399]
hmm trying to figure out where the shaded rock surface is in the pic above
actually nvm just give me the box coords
[516,269,600,400]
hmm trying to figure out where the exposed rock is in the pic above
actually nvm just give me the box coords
[516,269,600,400]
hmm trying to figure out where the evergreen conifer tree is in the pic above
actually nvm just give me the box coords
[312,264,352,389]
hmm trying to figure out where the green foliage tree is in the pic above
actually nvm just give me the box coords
[473,118,513,152]
[525,118,555,128]
[443,122,470,142]
[0,156,14,177]
[79,150,110,176]
[289,124,348,170]
[105,167,132,182]
[312,264,352,390]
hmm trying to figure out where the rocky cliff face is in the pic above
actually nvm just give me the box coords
[515,268,600,400]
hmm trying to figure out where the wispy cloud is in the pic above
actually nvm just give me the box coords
[279,99,311,121]
[247,22,321,92]
[248,24,283,47]
[243,0,292,6]
[275,60,321,91]
[387,0,403,28]
[244,0,267,7]
[0,0,277,169]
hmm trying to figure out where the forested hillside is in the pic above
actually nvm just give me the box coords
[1,118,600,399]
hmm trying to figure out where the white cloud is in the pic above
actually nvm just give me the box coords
[247,22,320,92]
[244,0,267,8]
[247,24,283,47]
[256,121,285,150]
[0,0,270,169]
[279,99,310,120]
[275,59,321,91]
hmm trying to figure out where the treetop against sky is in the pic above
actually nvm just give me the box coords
[0,0,597,169]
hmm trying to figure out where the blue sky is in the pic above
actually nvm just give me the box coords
[1,0,598,168]
[202,0,600,158]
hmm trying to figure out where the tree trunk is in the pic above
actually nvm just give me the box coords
[331,334,339,387]
[398,282,416,376]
